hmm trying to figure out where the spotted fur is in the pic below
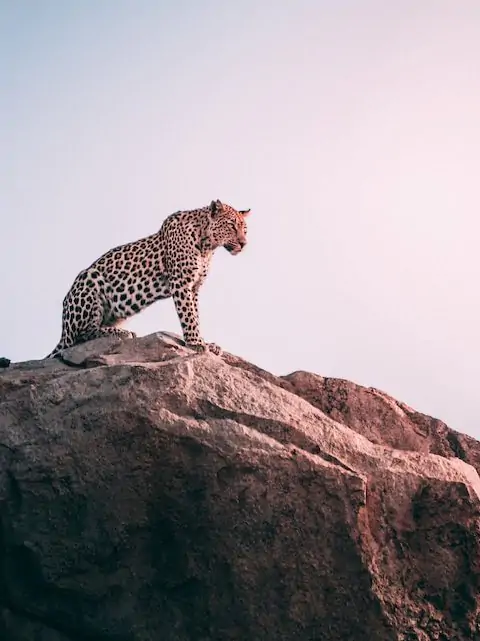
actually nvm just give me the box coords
[46,200,250,358]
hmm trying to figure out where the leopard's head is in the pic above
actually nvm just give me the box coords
[208,200,251,255]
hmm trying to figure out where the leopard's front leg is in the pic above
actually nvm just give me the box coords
[192,287,222,355]
[171,283,221,355]
[167,242,221,355]
[172,282,202,345]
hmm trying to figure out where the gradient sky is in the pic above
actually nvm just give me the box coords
[2,1,479,438]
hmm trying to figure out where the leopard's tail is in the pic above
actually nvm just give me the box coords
[45,340,70,359]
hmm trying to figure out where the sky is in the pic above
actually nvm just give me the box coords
[1,1,479,438]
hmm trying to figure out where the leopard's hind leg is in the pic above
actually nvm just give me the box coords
[77,303,137,343]
[82,326,137,340]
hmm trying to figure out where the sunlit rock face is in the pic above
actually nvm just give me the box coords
[1,332,479,641]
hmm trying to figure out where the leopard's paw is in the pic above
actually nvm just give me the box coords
[207,342,222,356]
[114,328,137,339]
[185,341,207,353]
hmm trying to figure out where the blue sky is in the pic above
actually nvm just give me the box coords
[2,1,479,437]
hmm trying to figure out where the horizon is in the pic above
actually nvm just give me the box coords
[1,1,479,438]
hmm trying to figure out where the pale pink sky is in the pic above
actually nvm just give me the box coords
[1,1,479,437]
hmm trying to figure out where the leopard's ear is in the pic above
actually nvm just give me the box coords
[239,209,251,217]
[210,200,222,218]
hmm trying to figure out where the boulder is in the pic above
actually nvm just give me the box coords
[283,371,480,472]
[0,333,479,640]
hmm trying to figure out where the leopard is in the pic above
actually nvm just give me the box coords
[46,199,251,358]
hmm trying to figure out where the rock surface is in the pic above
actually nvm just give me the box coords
[283,371,480,473]
[0,332,479,641]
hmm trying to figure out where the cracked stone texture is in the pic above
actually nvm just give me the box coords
[0,332,479,641]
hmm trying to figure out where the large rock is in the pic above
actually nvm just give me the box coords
[0,333,479,641]
[283,371,480,472]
